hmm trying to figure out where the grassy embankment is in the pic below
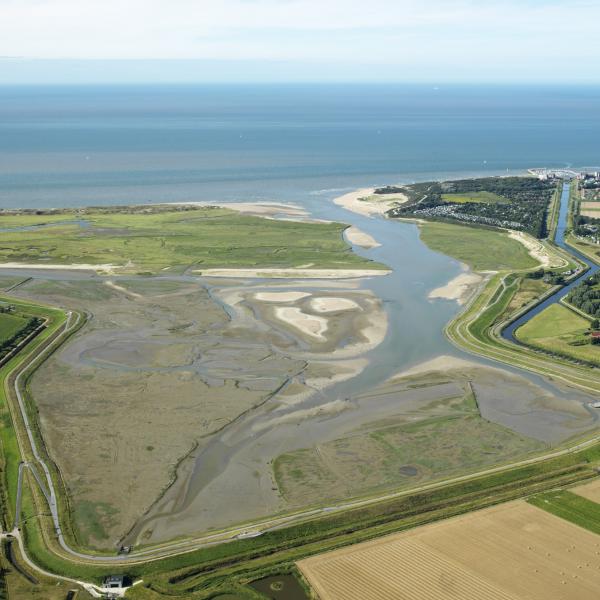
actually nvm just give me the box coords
[0,207,384,275]
[424,197,600,394]
[0,298,69,529]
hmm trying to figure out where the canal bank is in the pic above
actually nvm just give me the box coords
[502,181,599,342]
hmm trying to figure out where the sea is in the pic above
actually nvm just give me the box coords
[1,83,600,209]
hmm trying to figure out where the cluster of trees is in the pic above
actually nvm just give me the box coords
[573,213,600,238]
[566,273,600,318]
[0,317,44,360]
[389,177,555,238]
[526,268,564,286]
[374,186,405,195]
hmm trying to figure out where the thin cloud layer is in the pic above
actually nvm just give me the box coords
[1,0,599,82]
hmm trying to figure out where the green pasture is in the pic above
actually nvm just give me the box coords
[419,222,538,271]
[515,304,600,364]
[0,207,383,274]
[0,312,28,344]
[441,191,509,204]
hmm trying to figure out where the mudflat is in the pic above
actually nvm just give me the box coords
[15,275,387,548]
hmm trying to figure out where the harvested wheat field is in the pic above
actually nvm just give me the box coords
[298,500,600,600]
[573,478,600,504]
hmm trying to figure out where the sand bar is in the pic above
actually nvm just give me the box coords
[395,354,482,378]
[310,297,360,313]
[254,291,312,303]
[195,268,390,279]
[344,226,381,249]
[171,201,314,221]
[428,271,482,305]
[104,280,143,299]
[274,307,328,340]
[0,262,120,274]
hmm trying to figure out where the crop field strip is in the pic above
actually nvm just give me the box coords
[298,500,600,600]
[572,477,600,503]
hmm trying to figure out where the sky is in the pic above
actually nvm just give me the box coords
[1,0,600,84]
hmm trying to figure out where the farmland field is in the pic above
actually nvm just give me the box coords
[298,500,600,600]
[573,477,600,504]
[418,222,538,271]
[0,312,29,344]
[528,489,600,535]
[515,304,600,364]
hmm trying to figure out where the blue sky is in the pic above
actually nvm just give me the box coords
[1,0,599,84]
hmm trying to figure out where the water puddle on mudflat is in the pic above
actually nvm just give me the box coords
[249,574,309,600]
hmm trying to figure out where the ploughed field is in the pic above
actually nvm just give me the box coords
[298,500,600,600]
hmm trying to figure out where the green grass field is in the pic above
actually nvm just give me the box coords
[419,222,538,271]
[0,313,28,344]
[0,207,383,274]
[515,304,600,364]
[506,277,552,315]
[441,191,509,204]
[528,489,600,535]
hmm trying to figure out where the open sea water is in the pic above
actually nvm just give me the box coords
[1,83,600,209]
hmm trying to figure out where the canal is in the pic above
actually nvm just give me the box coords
[502,181,599,341]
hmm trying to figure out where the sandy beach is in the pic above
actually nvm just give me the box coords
[507,230,567,269]
[428,270,483,305]
[334,187,409,217]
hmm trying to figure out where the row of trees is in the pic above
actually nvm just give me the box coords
[0,317,44,359]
